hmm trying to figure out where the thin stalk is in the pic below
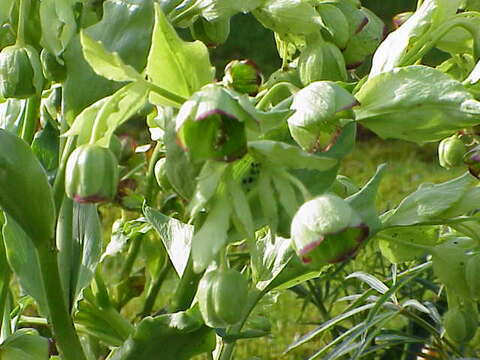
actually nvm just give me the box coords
[119,234,143,281]
[52,136,76,214]
[145,142,163,205]
[169,255,204,312]
[20,95,40,144]
[141,263,171,316]
[144,81,187,107]
[16,0,29,46]
[36,245,86,360]
[256,82,299,111]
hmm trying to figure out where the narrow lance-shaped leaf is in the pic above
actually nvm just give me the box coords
[0,329,49,360]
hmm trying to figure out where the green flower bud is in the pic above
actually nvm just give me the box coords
[197,268,249,328]
[65,144,119,203]
[154,158,171,191]
[40,49,66,83]
[0,44,44,99]
[175,85,249,163]
[291,194,369,267]
[191,17,230,47]
[223,60,262,96]
[438,135,466,169]
[342,8,386,69]
[298,36,347,85]
[444,308,476,344]
[332,0,368,39]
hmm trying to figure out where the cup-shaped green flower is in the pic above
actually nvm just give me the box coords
[223,60,262,96]
[191,17,231,48]
[176,85,249,163]
[291,194,369,267]
[0,44,44,98]
[464,145,480,178]
[443,308,477,344]
[154,158,172,191]
[65,144,119,203]
[197,268,249,328]
[438,135,466,169]
[298,36,347,85]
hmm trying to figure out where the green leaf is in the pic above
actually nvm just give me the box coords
[248,140,337,171]
[31,121,59,182]
[370,0,461,76]
[0,329,49,360]
[80,31,142,82]
[346,164,387,234]
[144,206,193,277]
[192,196,231,272]
[63,0,155,121]
[0,99,25,135]
[188,161,228,218]
[227,176,255,238]
[39,0,76,56]
[382,173,474,227]
[147,3,215,107]
[272,174,299,218]
[64,82,149,145]
[0,129,55,245]
[258,171,279,233]
[2,216,48,317]
[109,308,215,360]
[56,198,102,309]
[252,232,294,291]
[355,66,480,143]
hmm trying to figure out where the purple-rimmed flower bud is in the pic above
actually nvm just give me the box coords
[223,59,262,96]
[464,145,480,178]
[393,12,413,29]
[291,194,369,268]
[175,85,250,163]
[438,135,466,169]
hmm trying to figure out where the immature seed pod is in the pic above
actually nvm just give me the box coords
[291,193,369,268]
[223,60,262,96]
[438,135,466,169]
[197,268,249,328]
[65,144,119,203]
[466,253,480,299]
[40,49,66,83]
[191,17,231,47]
[0,44,44,98]
[443,308,476,344]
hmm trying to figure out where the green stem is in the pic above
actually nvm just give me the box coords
[20,95,40,145]
[36,245,86,360]
[52,136,76,214]
[141,263,171,316]
[169,255,204,312]
[119,234,143,281]
[145,142,163,206]
[376,234,433,251]
[16,0,29,46]
[143,81,187,107]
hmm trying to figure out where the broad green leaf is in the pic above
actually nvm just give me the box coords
[144,206,193,277]
[356,66,480,143]
[56,198,102,309]
[64,82,149,145]
[377,226,439,263]
[109,308,215,360]
[0,329,49,360]
[147,4,215,106]
[272,174,298,218]
[192,196,231,272]
[252,232,294,291]
[346,164,386,234]
[370,0,461,77]
[188,161,228,218]
[382,173,474,227]
[80,32,142,82]
[2,216,48,317]
[0,129,55,245]
[258,172,279,233]
[39,0,76,56]
[227,177,254,238]
[63,0,154,121]
[248,140,337,171]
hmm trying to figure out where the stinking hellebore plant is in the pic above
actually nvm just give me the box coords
[3,0,480,359]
